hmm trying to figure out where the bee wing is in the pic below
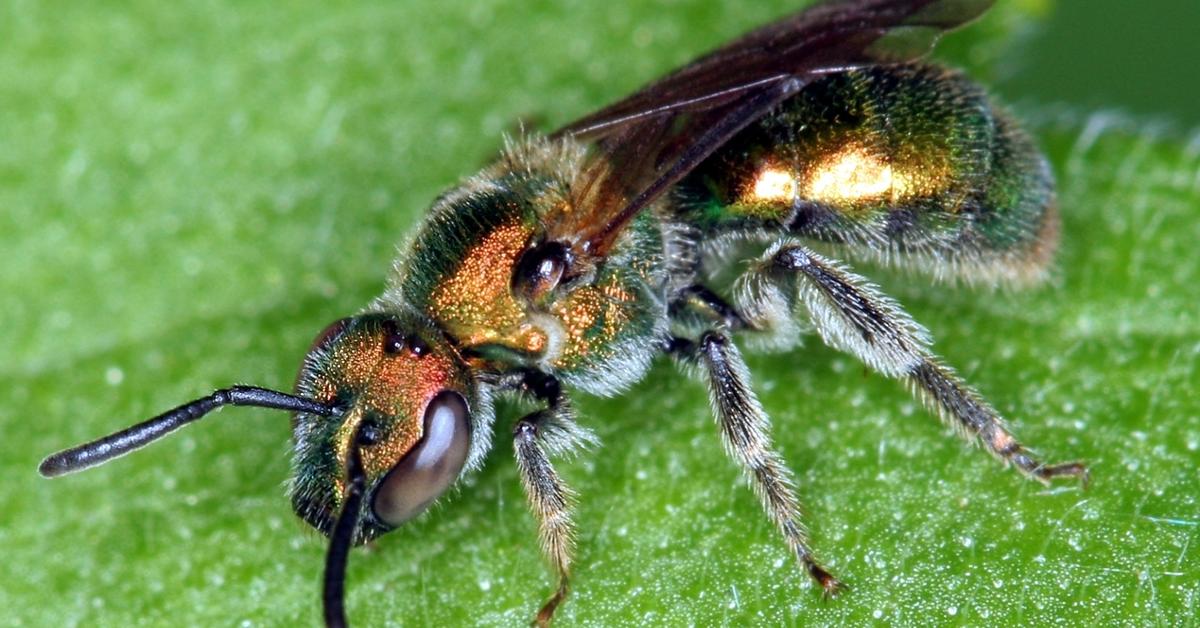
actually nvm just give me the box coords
[549,0,994,257]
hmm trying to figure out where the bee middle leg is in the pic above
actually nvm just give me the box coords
[735,241,1089,486]
[511,372,595,626]
[669,331,844,596]
[670,284,752,330]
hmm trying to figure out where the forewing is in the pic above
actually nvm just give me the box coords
[549,0,994,257]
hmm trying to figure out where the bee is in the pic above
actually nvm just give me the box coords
[40,0,1090,625]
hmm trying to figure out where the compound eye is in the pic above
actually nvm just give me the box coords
[296,317,354,393]
[371,391,471,527]
[308,318,353,355]
[512,241,570,303]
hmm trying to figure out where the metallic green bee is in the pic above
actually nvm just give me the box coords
[40,0,1090,624]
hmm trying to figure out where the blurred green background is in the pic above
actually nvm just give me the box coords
[1006,0,1200,127]
[1,0,1197,626]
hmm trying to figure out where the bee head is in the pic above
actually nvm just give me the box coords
[290,312,485,543]
[37,309,490,624]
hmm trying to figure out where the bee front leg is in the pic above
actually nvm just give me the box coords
[737,241,1089,486]
[672,331,844,596]
[511,372,594,626]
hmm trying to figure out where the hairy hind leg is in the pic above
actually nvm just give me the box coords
[735,241,1088,486]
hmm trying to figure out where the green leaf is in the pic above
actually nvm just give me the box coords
[3,1,1196,626]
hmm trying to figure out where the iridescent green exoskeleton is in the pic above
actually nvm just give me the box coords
[40,1,1090,625]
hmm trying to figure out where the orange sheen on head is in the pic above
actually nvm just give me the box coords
[311,321,462,482]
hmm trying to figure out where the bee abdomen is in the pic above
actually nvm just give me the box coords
[674,64,1056,283]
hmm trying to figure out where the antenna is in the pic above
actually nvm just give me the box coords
[323,430,368,628]
[38,385,334,477]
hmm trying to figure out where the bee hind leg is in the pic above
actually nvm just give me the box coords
[736,241,1089,487]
